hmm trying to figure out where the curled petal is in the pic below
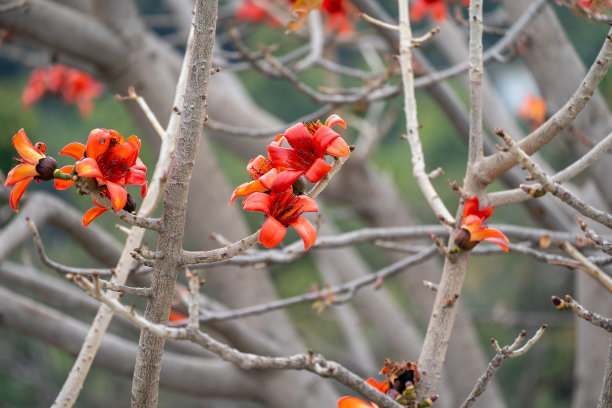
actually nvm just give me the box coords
[295,195,318,213]
[259,216,287,248]
[304,158,332,183]
[59,142,86,159]
[267,146,295,169]
[82,201,107,226]
[471,227,510,252]
[5,163,39,186]
[290,216,316,250]
[463,196,493,221]
[325,136,350,157]
[85,128,111,160]
[271,169,305,192]
[76,158,104,179]
[246,155,272,179]
[313,126,341,154]
[230,180,269,205]
[105,180,128,211]
[337,396,375,408]
[283,122,313,151]
[54,165,75,190]
[324,114,346,129]
[125,168,147,187]
[258,168,279,189]
[242,192,272,214]
[12,129,45,164]
[9,178,33,212]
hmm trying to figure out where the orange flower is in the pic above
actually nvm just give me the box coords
[243,190,318,249]
[22,64,103,117]
[235,0,282,26]
[229,136,285,204]
[168,309,188,323]
[4,129,57,211]
[55,128,147,212]
[455,196,509,252]
[81,193,136,226]
[337,396,377,408]
[268,114,349,192]
[410,0,469,22]
[288,0,354,34]
[518,93,547,130]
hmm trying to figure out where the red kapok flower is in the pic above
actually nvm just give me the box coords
[168,309,188,323]
[518,93,547,130]
[230,136,285,204]
[4,129,57,212]
[236,0,282,26]
[268,114,349,192]
[22,64,104,118]
[55,128,147,212]
[410,0,469,22]
[243,190,318,249]
[337,396,377,408]
[455,196,509,252]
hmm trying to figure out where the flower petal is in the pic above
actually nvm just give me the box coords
[12,129,46,164]
[9,178,33,212]
[326,136,350,157]
[337,396,375,408]
[313,126,341,154]
[230,180,269,205]
[86,128,111,160]
[289,216,316,250]
[5,163,38,186]
[54,165,75,190]
[284,122,313,151]
[304,158,331,183]
[125,168,147,187]
[82,203,107,226]
[76,158,104,178]
[105,181,128,211]
[258,168,279,189]
[324,114,346,129]
[271,169,305,192]
[242,192,272,214]
[259,216,287,248]
[470,227,509,251]
[246,155,272,179]
[295,195,318,213]
[59,142,86,159]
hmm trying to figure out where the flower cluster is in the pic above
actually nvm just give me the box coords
[410,0,470,22]
[235,0,354,34]
[4,128,147,226]
[230,115,350,250]
[518,93,547,130]
[338,360,438,408]
[22,64,104,117]
[454,196,509,252]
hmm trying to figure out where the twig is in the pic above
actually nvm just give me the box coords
[497,128,612,229]
[308,154,352,199]
[26,218,113,277]
[421,280,438,292]
[577,216,612,255]
[99,280,152,297]
[186,268,200,329]
[397,0,453,224]
[551,295,612,333]
[460,325,548,408]
[361,12,398,31]
[198,246,437,323]
[116,87,167,141]
[559,241,612,293]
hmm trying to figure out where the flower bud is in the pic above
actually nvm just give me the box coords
[292,175,308,195]
[123,193,136,213]
[454,228,477,251]
[35,156,58,181]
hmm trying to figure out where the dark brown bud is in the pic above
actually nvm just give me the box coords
[551,296,564,310]
[122,193,136,213]
[35,156,57,181]
[292,175,308,195]
[454,228,477,251]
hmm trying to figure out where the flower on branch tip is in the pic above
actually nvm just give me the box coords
[230,136,285,205]
[410,0,470,22]
[268,114,349,192]
[22,64,104,117]
[454,196,509,252]
[55,128,147,213]
[243,190,318,249]
[287,0,354,35]
[4,129,57,212]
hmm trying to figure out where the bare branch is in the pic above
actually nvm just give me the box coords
[461,325,548,408]
[559,241,612,293]
[577,216,612,255]
[552,295,612,333]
